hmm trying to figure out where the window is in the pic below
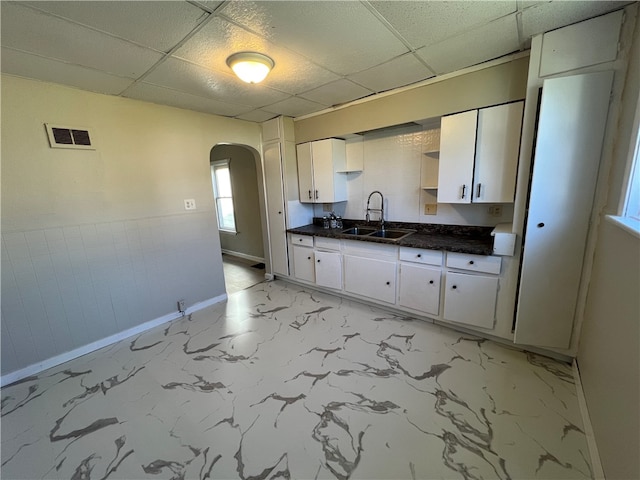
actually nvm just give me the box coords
[211,160,236,233]
[608,93,640,238]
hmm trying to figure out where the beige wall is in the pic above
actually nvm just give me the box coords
[578,9,640,480]
[294,56,528,142]
[211,145,264,259]
[0,75,261,376]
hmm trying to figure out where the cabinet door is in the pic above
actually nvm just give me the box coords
[344,255,396,304]
[263,142,289,276]
[437,110,477,204]
[311,139,335,203]
[473,102,524,203]
[292,245,315,283]
[443,272,498,329]
[515,71,613,348]
[315,250,342,290]
[398,263,441,316]
[296,142,314,202]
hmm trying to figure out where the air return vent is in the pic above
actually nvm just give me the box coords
[45,123,95,150]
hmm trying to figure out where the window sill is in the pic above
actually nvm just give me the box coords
[219,229,238,235]
[605,215,640,239]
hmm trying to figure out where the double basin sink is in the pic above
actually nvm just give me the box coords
[340,226,416,242]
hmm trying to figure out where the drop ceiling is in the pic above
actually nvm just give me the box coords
[0,1,630,123]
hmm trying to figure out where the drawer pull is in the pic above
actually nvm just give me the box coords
[316,259,320,263]
[469,260,474,265]
[307,256,311,260]
[537,222,545,228]
[452,285,457,290]
[299,238,303,242]
[417,254,422,258]
[386,281,390,285]
[429,280,434,284]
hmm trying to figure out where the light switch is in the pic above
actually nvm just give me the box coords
[184,199,196,210]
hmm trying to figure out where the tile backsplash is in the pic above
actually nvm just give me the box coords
[314,123,514,226]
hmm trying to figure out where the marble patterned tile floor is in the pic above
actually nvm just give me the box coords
[1,281,592,480]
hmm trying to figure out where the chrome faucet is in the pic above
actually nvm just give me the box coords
[366,190,385,229]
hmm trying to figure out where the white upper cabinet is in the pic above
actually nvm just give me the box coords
[438,102,523,204]
[474,102,524,202]
[437,110,477,203]
[296,138,347,203]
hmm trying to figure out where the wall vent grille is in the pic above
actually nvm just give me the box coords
[45,124,95,150]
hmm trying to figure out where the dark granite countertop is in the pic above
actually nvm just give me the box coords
[287,219,495,256]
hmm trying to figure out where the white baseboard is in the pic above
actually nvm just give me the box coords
[573,360,605,480]
[0,293,227,388]
[221,249,264,264]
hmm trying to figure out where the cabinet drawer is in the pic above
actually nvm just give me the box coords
[290,234,314,248]
[446,252,501,275]
[315,236,340,251]
[399,247,442,266]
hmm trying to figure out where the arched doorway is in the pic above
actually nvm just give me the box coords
[210,143,269,294]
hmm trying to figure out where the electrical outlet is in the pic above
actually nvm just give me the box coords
[177,299,186,313]
[323,204,333,212]
[488,205,502,217]
[424,203,438,215]
[184,199,196,210]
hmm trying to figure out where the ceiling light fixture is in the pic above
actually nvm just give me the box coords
[226,52,274,84]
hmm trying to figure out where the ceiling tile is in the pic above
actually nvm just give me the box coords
[173,16,340,95]
[143,57,290,107]
[416,14,520,75]
[1,47,135,95]
[235,109,279,123]
[0,3,163,78]
[220,1,409,75]
[299,79,373,108]
[347,53,436,93]
[23,1,208,52]
[369,1,517,49]
[263,96,327,118]
[521,1,629,39]
[123,82,253,118]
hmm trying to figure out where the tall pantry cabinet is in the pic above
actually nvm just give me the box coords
[261,117,306,277]
[512,10,623,351]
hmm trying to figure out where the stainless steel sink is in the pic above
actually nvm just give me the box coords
[341,226,415,242]
[341,226,378,236]
[368,228,416,241]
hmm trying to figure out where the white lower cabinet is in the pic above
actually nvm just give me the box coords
[398,263,441,316]
[292,245,315,283]
[314,250,342,290]
[443,272,498,329]
[344,254,397,304]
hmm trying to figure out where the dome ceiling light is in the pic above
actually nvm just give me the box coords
[226,52,274,84]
